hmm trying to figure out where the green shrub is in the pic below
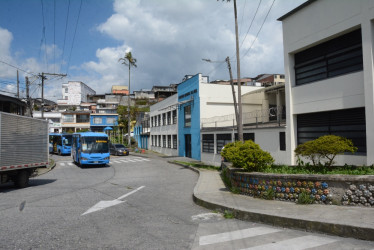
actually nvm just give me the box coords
[295,135,357,167]
[296,191,314,205]
[221,140,274,171]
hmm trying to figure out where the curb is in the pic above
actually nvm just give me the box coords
[170,161,374,241]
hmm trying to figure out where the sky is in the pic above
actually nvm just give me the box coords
[0,0,306,102]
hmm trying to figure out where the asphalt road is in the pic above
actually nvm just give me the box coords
[1,154,374,249]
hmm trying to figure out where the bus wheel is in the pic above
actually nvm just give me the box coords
[58,150,61,156]
[14,170,29,188]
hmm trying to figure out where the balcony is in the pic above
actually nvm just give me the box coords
[201,106,286,130]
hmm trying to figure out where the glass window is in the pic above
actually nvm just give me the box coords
[167,135,171,148]
[93,117,102,124]
[297,107,366,153]
[167,111,171,125]
[172,110,177,124]
[202,134,214,153]
[76,114,89,123]
[106,117,116,124]
[217,134,232,154]
[163,135,166,147]
[173,135,177,149]
[63,114,74,123]
[294,29,363,86]
[280,132,286,151]
[184,105,191,127]
[162,113,166,126]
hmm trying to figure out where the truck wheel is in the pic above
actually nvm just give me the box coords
[14,170,29,188]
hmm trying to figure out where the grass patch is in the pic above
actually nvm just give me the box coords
[173,161,220,171]
[296,191,315,205]
[223,210,235,219]
[259,164,374,175]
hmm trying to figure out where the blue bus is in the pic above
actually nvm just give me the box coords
[49,133,73,155]
[72,132,110,166]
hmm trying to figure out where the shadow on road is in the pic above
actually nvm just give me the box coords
[0,179,57,193]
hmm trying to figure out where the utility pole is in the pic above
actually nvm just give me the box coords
[38,72,67,119]
[226,56,239,130]
[233,0,243,142]
[17,70,19,98]
[25,76,32,117]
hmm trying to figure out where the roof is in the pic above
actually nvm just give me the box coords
[0,94,26,107]
[277,0,316,21]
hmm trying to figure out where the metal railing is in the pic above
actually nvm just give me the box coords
[201,106,286,129]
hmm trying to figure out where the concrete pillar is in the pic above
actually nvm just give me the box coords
[362,19,374,165]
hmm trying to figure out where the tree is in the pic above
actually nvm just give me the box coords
[119,51,137,147]
[295,135,358,167]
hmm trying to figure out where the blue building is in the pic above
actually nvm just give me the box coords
[90,113,118,132]
[177,74,208,160]
[133,112,150,149]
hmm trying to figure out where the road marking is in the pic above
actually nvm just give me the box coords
[120,160,130,163]
[60,163,65,166]
[191,213,223,221]
[199,227,282,246]
[241,235,338,250]
[68,162,73,166]
[82,186,145,216]
[112,161,121,163]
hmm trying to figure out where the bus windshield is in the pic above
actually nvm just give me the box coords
[63,135,73,146]
[81,136,109,153]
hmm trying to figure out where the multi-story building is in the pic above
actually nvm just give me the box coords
[253,74,285,87]
[61,111,91,133]
[279,0,373,165]
[57,81,96,110]
[90,113,119,132]
[149,94,179,156]
[152,84,177,101]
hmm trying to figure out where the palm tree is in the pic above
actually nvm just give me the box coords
[119,51,137,147]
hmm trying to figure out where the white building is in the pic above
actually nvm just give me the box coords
[33,111,62,133]
[57,81,96,107]
[279,0,374,165]
[149,94,179,156]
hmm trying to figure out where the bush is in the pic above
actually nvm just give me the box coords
[221,140,274,171]
[295,135,357,167]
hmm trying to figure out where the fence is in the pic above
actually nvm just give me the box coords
[201,106,285,129]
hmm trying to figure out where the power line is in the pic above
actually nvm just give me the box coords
[0,60,38,77]
[239,0,262,50]
[61,0,71,71]
[40,0,48,70]
[54,0,56,73]
[241,0,275,59]
[66,0,83,75]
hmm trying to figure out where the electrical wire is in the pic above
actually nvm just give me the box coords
[241,0,275,59]
[239,0,262,50]
[61,0,71,71]
[66,0,83,75]
[54,0,56,73]
[40,0,48,70]
[0,60,38,77]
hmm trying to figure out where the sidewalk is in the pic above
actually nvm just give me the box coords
[166,156,374,242]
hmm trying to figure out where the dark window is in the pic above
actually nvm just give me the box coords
[162,113,166,126]
[158,115,161,127]
[173,135,177,149]
[184,105,191,127]
[280,132,286,151]
[297,107,366,153]
[167,111,171,125]
[163,135,166,148]
[235,133,255,142]
[172,110,177,124]
[158,135,161,147]
[202,134,214,153]
[217,134,232,154]
[167,135,171,148]
[294,29,363,86]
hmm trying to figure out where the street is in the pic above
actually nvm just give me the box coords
[0,154,373,249]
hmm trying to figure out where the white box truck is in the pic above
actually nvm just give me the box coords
[0,112,49,188]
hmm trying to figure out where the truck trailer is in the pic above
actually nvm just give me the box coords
[0,112,49,188]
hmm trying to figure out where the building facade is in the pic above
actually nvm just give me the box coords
[90,113,119,132]
[149,94,179,156]
[57,81,96,108]
[279,0,374,165]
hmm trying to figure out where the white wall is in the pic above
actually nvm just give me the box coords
[199,84,263,120]
[281,0,374,165]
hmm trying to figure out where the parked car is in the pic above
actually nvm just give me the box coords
[109,143,129,156]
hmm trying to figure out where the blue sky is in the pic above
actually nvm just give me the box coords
[0,0,305,101]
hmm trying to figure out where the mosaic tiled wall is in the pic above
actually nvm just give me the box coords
[222,164,374,207]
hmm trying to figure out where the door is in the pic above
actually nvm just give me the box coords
[185,134,191,158]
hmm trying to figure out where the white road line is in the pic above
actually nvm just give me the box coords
[131,158,145,162]
[60,163,66,166]
[199,227,282,246]
[112,161,121,163]
[68,162,73,166]
[120,160,129,163]
[241,235,338,250]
